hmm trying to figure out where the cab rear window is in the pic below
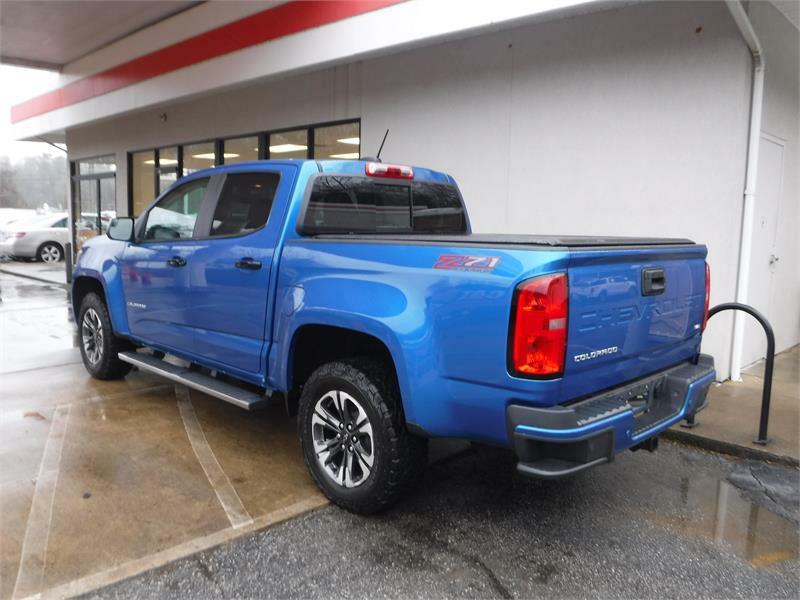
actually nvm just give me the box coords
[301,175,466,234]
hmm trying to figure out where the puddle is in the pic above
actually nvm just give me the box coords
[649,477,798,568]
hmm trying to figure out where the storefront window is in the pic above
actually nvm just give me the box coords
[158,146,179,193]
[78,155,116,175]
[269,129,308,159]
[223,136,259,164]
[313,122,360,159]
[72,155,117,255]
[182,142,216,174]
[131,150,155,216]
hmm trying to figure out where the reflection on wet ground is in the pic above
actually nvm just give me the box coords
[0,274,79,374]
[647,476,798,568]
[0,273,326,599]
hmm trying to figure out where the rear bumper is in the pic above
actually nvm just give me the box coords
[507,354,715,479]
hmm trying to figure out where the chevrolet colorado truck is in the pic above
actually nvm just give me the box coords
[72,159,715,513]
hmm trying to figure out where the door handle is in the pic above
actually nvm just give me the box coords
[235,257,262,270]
[167,256,187,267]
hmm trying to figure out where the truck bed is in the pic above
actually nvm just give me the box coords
[310,233,695,248]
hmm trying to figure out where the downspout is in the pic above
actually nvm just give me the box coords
[725,0,765,381]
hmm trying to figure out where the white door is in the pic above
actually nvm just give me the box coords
[741,134,784,368]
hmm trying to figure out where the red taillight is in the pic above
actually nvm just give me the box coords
[702,262,711,331]
[11,232,26,238]
[510,273,568,377]
[365,162,413,179]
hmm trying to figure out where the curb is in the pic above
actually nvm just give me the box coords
[0,267,69,289]
[663,429,799,468]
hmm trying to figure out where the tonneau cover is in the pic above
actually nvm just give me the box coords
[311,233,695,247]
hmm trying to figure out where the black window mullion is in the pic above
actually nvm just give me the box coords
[153,148,160,199]
[307,127,314,159]
[177,145,184,177]
[215,140,224,166]
[258,133,267,160]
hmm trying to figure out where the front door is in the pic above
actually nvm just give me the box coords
[120,176,211,353]
[187,167,293,377]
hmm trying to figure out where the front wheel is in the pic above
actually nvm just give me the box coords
[298,359,427,514]
[78,292,133,380]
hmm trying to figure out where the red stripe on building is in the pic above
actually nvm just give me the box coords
[11,0,404,123]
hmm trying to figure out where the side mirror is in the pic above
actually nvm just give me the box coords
[107,217,135,242]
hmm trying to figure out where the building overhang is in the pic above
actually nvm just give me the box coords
[10,0,618,141]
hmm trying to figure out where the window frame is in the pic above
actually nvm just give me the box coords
[203,170,283,241]
[295,173,469,236]
[136,175,214,244]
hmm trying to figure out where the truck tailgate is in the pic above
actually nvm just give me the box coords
[563,244,707,400]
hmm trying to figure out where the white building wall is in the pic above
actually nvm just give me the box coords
[66,1,799,380]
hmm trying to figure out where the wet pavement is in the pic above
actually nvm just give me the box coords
[82,442,799,599]
[2,271,799,599]
[0,273,325,599]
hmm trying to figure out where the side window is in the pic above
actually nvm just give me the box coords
[52,218,68,228]
[304,176,410,232]
[412,183,467,233]
[210,172,280,237]
[143,178,208,240]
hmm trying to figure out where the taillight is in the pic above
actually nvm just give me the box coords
[702,262,710,331]
[11,232,26,238]
[365,162,413,179]
[510,273,568,378]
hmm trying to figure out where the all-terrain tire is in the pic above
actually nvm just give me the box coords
[298,358,427,514]
[78,292,133,380]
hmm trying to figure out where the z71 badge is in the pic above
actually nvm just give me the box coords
[433,254,500,272]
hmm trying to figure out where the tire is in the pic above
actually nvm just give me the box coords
[78,292,133,380]
[37,242,63,263]
[298,359,427,514]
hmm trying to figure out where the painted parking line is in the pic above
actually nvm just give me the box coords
[175,385,253,528]
[12,404,71,600]
[28,496,329,600]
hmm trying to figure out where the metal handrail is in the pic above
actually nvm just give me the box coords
[684,302,775,445]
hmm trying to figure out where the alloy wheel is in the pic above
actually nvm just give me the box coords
[81,308,104,365]
[40,245,61,263]
[311,390,375,488]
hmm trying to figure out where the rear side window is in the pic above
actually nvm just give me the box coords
[412,182,466,232]
[210,172,280,237]
[302,176,466,234]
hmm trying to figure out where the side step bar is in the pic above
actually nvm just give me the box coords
[118,351,271,411]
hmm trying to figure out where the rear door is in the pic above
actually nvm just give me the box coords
[120,176,211,351]
[186,166,295,376]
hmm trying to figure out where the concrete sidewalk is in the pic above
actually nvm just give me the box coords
[667,346,799,466]
[0,259,68,287]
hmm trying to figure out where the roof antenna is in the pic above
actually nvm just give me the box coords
[376,129,389,162]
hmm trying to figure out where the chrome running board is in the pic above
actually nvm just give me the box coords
[118,351,270,410]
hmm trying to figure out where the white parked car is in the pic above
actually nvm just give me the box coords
[0,213,70,263]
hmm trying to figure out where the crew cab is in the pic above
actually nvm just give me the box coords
[72,159,715,513]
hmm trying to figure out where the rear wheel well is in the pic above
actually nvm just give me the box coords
[72,276,105,318]
[289,325,399,407]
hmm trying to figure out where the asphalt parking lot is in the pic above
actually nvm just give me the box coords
[87,443,799,599]
[1,269,798,599]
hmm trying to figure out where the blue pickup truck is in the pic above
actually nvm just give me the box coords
[72,159,715,513]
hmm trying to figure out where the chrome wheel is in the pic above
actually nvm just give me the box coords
[81,308,104,365]
[40,244,61,263]
[311,390,374,488]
